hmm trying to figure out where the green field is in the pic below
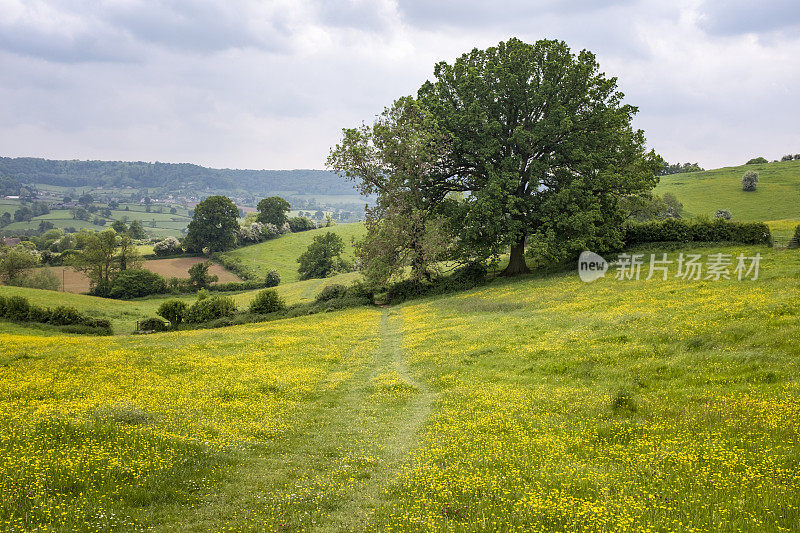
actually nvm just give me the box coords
[1,201,192,238]
[222,222,366,282]
[655,159,800,222]
[1,244,799,531]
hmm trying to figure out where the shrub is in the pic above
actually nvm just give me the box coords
[249,289,286,314]
[153,236,182,256]
[185,295,237,323]
[788,224,800,249]
[451,261,488,285]
[344,280,375,302]
[624,219,772,247]
[86,317,112,330]
[288,216,316,232]
[188,261,218,289]
[264,269,280,287]
[109,269,168,299]
[385,279,429,304]
[315,283,348,302]
[714,209,732,220]
[27,305,51,323]
[741,170,759,191]
[746,157,768,165]
[211,280,265,292]
[5,269,61,291]
[157,299,187,328]
[794,154,800,161]
[139,317,169,332]
[781,154,793,162]
[50,306,84,325]
[0,295,5,317]
[5,295,30,321]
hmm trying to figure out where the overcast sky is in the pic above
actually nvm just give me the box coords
[1,0,798,170]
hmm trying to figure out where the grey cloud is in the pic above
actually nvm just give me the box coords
[0,0,293,64]
[311,0,393,32]
[699,0,800,36]
[394,0,637,28]
[103,1,291,54]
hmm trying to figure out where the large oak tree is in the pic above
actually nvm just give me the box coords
[418,38,662,274]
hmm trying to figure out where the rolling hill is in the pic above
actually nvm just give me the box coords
[220,222,366,283]
[655,159,800,244]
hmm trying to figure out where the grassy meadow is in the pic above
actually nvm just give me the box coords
[1,244,799,531]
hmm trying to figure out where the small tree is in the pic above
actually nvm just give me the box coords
[71,229,119,295]
[127,219,147,239]
[0,246,39,282]
[111,220,127,233]
[157,299,187,328]
[742,170,759,191]
[297,232,348,280]
[746,157,768,165]
[781,154,793,162]
[256,196,291,226]
[249,289,286,314]
[188,261,218,289]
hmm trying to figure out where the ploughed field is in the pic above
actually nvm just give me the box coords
[1,244,798,532]
[40,257,240,294]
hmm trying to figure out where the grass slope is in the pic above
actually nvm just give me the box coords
[221,222,366,282]
[655,159,800,224]
[1,244,799,531]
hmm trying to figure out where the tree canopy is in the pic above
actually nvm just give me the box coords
[183,196,239,254]
[328,96,451,284]
[256,196,291,227]
[297,232,349,280]
[415,37,662,274]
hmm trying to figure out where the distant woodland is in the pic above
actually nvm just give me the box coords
[0,157,356,196]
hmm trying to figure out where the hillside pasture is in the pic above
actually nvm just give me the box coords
[655,159,800,223]
[222,222,366,282]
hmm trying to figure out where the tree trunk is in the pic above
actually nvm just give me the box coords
[502,235,530,276]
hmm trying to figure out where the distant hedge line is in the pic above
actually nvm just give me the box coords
[0,295,113,335]
[624,219,773,247]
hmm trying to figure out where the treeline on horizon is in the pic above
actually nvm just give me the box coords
[0,157,357,195]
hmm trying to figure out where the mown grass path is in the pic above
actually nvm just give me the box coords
[151,308,434,532]
[320,310,435,531]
